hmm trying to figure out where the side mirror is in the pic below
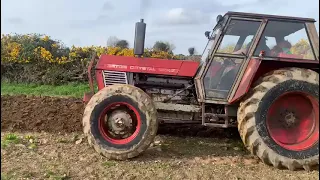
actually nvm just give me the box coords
[216,15,223,23]
[205,31,211,38]
[205,31,216,40]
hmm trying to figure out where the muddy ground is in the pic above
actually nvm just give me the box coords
[0,95,239,138]
[1,95,84,133]
[1,95,319,180]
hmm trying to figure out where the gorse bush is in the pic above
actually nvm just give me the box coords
[1,34,185,85]
[1,34,70,64]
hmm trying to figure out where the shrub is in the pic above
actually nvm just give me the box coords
[1,34,184,85]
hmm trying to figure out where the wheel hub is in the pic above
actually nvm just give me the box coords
[283,112,297,128]
[115,118,125,126]
[105,110,133,137]
[279,110,298,128]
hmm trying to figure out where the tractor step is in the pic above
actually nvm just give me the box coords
[203,123,229,128]
[154,102,201,112]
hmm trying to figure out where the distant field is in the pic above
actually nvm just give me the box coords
[1,82,91,98]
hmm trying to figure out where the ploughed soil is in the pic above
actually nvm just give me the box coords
[1,95,239,138]
[1,95,84,133]
[1,95,319,180]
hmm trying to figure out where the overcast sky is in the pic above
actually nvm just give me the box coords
[1,0,319,54]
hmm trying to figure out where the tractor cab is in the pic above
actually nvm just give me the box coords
[195,11,319,103]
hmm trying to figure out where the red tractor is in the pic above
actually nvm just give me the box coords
[83,12,319,171]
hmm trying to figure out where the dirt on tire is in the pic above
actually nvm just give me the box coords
[1,95,84,133]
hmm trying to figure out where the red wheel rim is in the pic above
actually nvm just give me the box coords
[266,92,319,151]
[98,102,141,145]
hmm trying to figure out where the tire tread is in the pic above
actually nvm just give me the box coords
[238,67,319,171]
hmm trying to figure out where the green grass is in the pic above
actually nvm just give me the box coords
[102,161,117,167]
[44,171,70,180]
[1,173,15,180]
[1,81,91,98]
[1,133,21,148]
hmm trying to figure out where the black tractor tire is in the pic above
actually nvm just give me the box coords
[82,84,158,160]
[237,67,319,171]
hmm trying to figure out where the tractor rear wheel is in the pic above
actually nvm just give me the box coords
[82,84,158,160]
[237,67,319,171]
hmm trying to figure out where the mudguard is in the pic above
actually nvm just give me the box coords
[229,58,319,103]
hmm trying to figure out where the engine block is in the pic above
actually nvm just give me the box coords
[133,73,197,105]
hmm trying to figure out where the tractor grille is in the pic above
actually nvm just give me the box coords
[102,70,128,86]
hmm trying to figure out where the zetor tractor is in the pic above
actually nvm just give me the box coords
[83,12,319,171]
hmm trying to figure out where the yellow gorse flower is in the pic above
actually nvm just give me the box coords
[51,43,58,48]
[1,34,192,65]
[8,42,21,59]
[42,35,49,42]
[40,47,53,62]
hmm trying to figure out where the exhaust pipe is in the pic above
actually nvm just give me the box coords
[134,19,146,57]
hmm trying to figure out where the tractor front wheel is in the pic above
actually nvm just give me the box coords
[82,84,158,160]
[238,67,319,170]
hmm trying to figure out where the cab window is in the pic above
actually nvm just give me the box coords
[254,21,315,60]
[217,19,261,55]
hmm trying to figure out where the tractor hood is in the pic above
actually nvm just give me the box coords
[96,54,200,77]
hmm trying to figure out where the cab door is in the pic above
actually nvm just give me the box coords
[195,17,265,104]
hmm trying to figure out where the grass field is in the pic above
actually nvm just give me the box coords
[1,82,90,98]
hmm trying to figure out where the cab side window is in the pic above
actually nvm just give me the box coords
[217,20,261,55]
[254,21,315,60]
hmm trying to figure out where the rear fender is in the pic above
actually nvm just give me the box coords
[229,58,319,103]
[83,53,98,103]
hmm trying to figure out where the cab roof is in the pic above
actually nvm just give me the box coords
[226,11,316,23]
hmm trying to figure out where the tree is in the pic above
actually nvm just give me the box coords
[188,47,195,56]
[175,54,187,60]
[167,42,176,52]
[290,39,314,59]
[107,36,119,47]
[153,41,175,53]
[219,44,235,54]
[116,40,129,49]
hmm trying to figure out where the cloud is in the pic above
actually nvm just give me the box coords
[96,14,109,22]
[68,14,118,28]
[1,0,318,55]
[68,13,139,29]
[6,17,24,25]
[218,0,263,6]
[102,1,113,11]
[69,38,83,46]
[151,0,274,27]
[139,0,151,18]
[156,8,210,26]
[68,1,140,29]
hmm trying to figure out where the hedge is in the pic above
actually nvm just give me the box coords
[1,34,191,85]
